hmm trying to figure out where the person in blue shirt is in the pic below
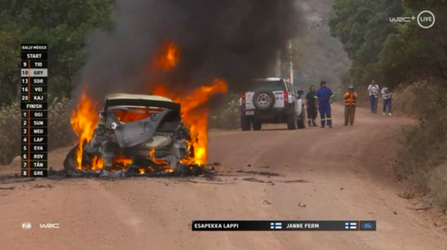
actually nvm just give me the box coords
[314,81,335,128]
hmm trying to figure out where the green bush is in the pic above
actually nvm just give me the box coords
[0,97,73,165]
[0,102,21,164]
[210,94,240,129]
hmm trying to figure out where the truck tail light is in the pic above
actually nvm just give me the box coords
[283,91,289,103]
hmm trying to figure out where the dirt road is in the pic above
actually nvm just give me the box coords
[0,104,446,250]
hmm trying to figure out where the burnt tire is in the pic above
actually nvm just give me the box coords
[253,117,262,131]
[63,145,79,173]
[297,112,306,129]
[241,115,251,131]
[253,91,275,111]
[287,112,297,130]
[63,144,95,174]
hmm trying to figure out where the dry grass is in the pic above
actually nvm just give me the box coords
[427,164,447,209]
[0,97,74,165]
[209,95,240,129]
[395,82,447,209]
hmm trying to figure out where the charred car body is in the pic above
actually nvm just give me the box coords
[64,94,202,177]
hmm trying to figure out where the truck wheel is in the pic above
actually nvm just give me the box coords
[297,112,306,129]
[241,115,251,131]
[253,117,262,131]
[287,112,297,130]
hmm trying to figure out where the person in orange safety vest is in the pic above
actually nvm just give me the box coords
[344,86,358,126]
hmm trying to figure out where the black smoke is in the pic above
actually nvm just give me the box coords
[74,0,302,100]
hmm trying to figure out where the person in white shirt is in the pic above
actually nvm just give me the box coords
[381,87,393,116]
[367,80,380,114]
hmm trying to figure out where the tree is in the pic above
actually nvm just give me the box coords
[0,0,114,106]
[329,0,403,86]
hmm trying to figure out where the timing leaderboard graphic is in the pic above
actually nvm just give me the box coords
[192,220,376,231]
[20,44,48,178]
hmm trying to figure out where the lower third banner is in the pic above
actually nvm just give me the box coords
[191,220,376,231]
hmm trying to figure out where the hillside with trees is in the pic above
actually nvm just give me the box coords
[292,0,351,95]
[329,0,447,208]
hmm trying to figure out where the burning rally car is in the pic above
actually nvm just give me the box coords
[64,93,203,177]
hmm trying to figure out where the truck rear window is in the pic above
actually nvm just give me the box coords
[250,80,285,91]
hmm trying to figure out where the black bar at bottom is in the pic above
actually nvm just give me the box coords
[192,220,376,231]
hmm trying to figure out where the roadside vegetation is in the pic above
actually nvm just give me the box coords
[330,0,447,208]
[0,97,73,164]
[397,84,447,209]
[209,94,241,130]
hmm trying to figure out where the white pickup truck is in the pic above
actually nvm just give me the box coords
[239,78,306,131]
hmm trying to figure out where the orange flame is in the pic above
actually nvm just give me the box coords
[153,79,228,165]
[70,92,100,170]
[70,42,227,171]
[152,42,180,70]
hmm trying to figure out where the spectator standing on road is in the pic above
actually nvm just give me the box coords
[315,81,334,128]
[381,87,393,116]
[306,85,318,127]
[343,86,358,126]
[368,80,380,114]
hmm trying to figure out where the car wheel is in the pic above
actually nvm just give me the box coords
[63,144,94,174]
[297,112,306,129]
[241,115,251,131]
[253,117,262,131]
[287,111,297,130]
[253,91,275,111]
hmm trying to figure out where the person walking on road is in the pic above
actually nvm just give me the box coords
[381,87,393,116]
[343,86,358,126]
[368,80,380,114]
[306,85,318,127]
[315,81,334,128]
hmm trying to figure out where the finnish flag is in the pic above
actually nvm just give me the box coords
[345,222,357,230]
[270,222,282,229]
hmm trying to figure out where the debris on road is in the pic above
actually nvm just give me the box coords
[32,184,53,189]
[298,202,307,208]
[406,205,432,211]
[281,179,310,183]
[242,177,265,183]
[236,170,280,177]
[262,200,272,205]
[0,186,15,190]
[0,176,36,184]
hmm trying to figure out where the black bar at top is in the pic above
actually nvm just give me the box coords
[191,220,376,231]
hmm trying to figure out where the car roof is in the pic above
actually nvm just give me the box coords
[105,93,173,102]
[253,77,284,82]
